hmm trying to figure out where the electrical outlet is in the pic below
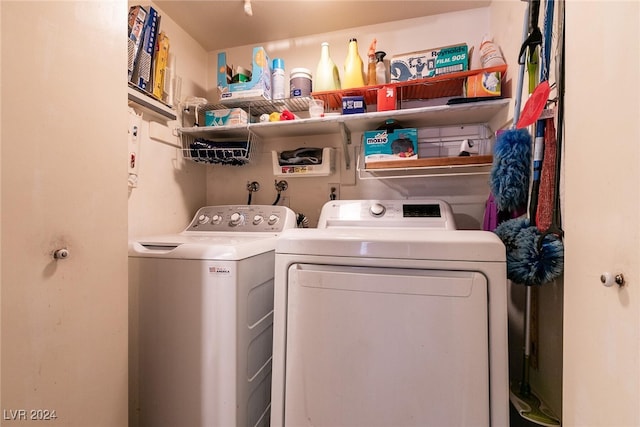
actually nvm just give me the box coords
[328,183,340,200]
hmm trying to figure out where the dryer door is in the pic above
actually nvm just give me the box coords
[284,263,490,427]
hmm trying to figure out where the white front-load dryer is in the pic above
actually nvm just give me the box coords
[129,205,296,427]
[271,199,508,427]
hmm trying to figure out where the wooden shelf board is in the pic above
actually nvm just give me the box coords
[364,155,493,170]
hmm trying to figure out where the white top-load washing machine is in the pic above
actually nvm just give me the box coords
[271,199,508,427]
[129,205,296,427]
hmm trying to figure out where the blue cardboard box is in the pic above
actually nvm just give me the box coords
[363,128,418,164]
[342,95,366,114]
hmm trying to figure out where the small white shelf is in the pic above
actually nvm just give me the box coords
[272,147,335,177]
[357,155,493,180]
[127,85,177,121]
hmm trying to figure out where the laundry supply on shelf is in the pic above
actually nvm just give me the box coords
[390,43,468,82]
[343,38,365,88]
[290,68,312,97]
[367,38,378,85]
[315,42,341,91]
[375,50,387,84]
[272,58,286,99]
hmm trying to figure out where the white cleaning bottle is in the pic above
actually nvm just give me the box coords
[272,58,286,99]
[315,42,341,91]
[375,51,387,84]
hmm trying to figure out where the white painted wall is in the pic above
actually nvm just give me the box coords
[1,1,128,425]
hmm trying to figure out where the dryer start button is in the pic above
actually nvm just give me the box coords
[370,203,386,217]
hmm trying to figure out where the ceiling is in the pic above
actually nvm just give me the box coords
[154,1,491,52]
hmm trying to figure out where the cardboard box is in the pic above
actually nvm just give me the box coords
[363,128,418,164]
[390,43,468,82]
[377,86,397,111]
[204,108,248,127]
[219,89,271,103]
[342,95,366,114]
[127,5,147,81]
[132,6,160,91]
[217,47,272,100]
[465,71,501,97]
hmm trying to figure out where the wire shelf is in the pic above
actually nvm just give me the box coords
[203,96,313,116]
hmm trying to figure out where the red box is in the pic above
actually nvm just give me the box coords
[377,86,397,111]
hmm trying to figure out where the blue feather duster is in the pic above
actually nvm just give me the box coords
[490,128,532,212]
[512,227,564,285]
[494,217,564,286]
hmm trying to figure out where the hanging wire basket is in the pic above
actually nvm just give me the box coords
[181,131,261,165]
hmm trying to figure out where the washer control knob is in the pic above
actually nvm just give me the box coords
[267,214,279,225]
[370,203,386,217]
[198,214,210,224]
[229,212,243,226]
[211,214,222,225]
[253,215,264,225]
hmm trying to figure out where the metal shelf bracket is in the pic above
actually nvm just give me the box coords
[339,122,351,169]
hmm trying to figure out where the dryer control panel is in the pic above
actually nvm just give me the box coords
[317,199,456,230]
[186,205,297,232]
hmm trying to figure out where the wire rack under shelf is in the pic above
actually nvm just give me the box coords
[181,131,261,165]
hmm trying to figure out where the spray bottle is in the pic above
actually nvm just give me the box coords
[375,51,387,84]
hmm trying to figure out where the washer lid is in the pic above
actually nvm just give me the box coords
[276,228,506,262]
[129,232,280,260]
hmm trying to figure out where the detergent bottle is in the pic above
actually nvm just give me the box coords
[315,42,341,91]
[343,38,365,89]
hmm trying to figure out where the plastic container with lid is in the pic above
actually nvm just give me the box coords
[290,68,312,97]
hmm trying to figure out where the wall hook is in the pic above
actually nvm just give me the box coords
[53,248,70,260]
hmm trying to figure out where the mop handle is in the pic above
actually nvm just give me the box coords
[541,0,555,82]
